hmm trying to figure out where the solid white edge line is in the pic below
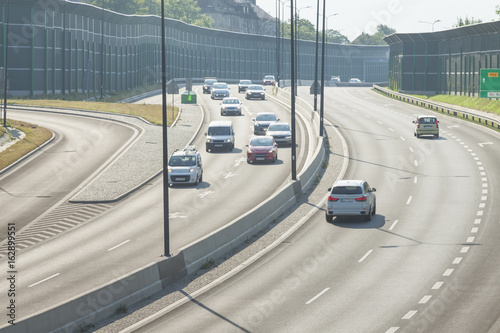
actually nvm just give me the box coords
[389,220,399,231]
[29,273,60,288]
[306,287,330,305]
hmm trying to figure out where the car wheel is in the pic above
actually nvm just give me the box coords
[435,133,439,138]
[364,206,372,221]
[372,201,376,215]
[326,214,333,223]
[199,173,203,182]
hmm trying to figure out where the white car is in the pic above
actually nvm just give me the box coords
[348,78,362,84]
[265,122,291,146]
[220,97,242,116]
[167,146,203,186]
[325,180,376,222]
[211,82,230,99]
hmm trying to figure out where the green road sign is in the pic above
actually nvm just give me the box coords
[480,69,500,98]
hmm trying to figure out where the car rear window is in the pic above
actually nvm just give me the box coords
[332,186,362,195]
[419,117,436,124]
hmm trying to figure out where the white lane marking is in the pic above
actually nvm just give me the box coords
[402,310,417,319]
[414,160,418,166]
[29,273,60,288]
[453,257,462,264]
[481,177,487,182]
[234,157,246,167]
[358,250,373,263]
[108,240,130,251]
[199,190,215,199]
[386,327,399,333]
[409,147,414,152]
[467,237,475,243]
[478,142,493,147]
[482,189,488,194]
[306,288,330,305]
[223,172,235,179]
[388,128,394,132]
[481,196,487,201]
[461,246,469,253]
[406,196,413,205]
[471,227,479,233]
[389,220,399,231]
[477,211,484,216]
[400,136,406,141]
[419,295,432,304]
[377,121,383,125]
[432,281,444,290]
[474,219,481,224]
[169,212,187,219]
[414,177,418,184]
[443,269,454,276]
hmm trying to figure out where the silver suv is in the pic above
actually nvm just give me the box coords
[326,180,376,222]
[167,146,203,186]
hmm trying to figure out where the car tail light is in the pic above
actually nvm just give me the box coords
[328,196,339,202]
[355,196,367,202]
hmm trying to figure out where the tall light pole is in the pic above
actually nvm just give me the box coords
[3,0,10,127]
[319,0,326,137]
[290,0,296,180]
[296,5,311,90]
[418,19,441,31]
[161,0,170,257]
[313,0,320,111]
[324,13,338,80]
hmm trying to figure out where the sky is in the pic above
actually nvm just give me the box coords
[256,0,499,41]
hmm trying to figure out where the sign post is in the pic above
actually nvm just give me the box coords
[480,69,500,98]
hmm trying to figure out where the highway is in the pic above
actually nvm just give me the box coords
[0,85,309,321]
[130,87,500,333]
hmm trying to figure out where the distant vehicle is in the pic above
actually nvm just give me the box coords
[220,97,242,116]
[246,136,278,164]
[330,76,341,84]
[167,146,203,186]
[246,85,266,100]
[263,75,275,86]
[326,180,376,222]
[252,112,279,135]
[348,78,362,84]
[205,120,235,152]
[203,78,217,94]
[238,80,253,93]
[211,82,230,99]
[265,122,291,146]
[413,115,439,138]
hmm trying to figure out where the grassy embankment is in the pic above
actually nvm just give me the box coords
[0,84,178,169]
[411,94,500,116]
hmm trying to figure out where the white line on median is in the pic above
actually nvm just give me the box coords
[358,250,373,263]
[29,273,60,288]
[108,240,130,251]
[306,288,330,305]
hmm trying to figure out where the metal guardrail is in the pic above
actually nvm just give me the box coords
[373,85,500,131]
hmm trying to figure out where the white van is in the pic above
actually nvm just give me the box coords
[205,120,235,152]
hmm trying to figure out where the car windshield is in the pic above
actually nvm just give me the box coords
[332,186,362,195]
[265,76,274,80]
[250,137,273,146]
[205,79,216,85]
[249,85,263,91]
[169,155,196,166]
[256,114,276,121]
[240,80,252,85]
[208,127,231,136]
[223,98,239,104]
[213,83,228,89]
[419,117,436,124]
[268,124,290,132]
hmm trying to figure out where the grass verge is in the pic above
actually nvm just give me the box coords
[408,94,500,116]
[0,120,53,171]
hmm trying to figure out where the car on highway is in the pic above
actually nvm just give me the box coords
[265,122,291,146]
[205,120,235,152]
[211,82,230,99]
[252,112,279,135]
[325,180,376,222]
[330,76,341,85]
[245,84,266,100]
[238,80,253,93]
[348,78,362,84]
[167,146,203,186]
[263,75,275,86]
[413,115,439,138]
[203,77,217,94]
[246,136,278,164]
[220,97,242,116]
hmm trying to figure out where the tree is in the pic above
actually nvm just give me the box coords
[80,0,213,28]
[351,25,396,45]
[280,19,349,44]
[454,16,483,27]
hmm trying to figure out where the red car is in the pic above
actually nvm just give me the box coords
[246,136,278,164]
[263,75,275,86]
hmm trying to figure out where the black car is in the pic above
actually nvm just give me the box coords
[238,80,252,93]
[203,78,217,94]
[252,112,279,135]
[245,85,266,100]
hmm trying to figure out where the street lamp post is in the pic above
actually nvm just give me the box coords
[418,19,441,32]
[296,5,311,91]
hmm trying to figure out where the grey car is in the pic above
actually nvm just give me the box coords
[413,115,439,138]
[265,122,291,146]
